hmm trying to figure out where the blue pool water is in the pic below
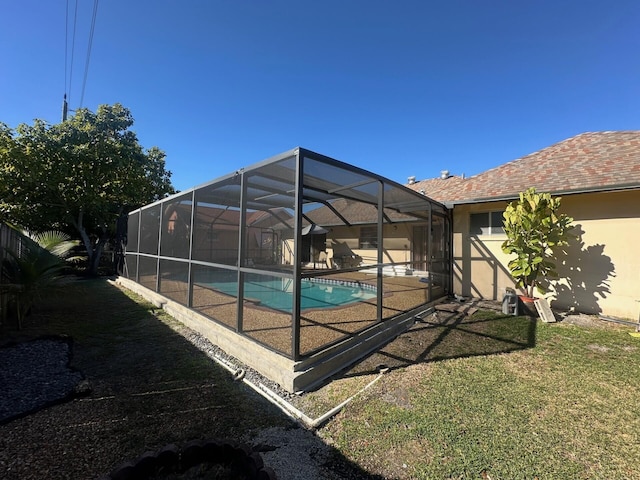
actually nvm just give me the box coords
[201,276,376,312]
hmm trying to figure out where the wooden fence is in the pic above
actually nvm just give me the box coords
[0,223,30,325]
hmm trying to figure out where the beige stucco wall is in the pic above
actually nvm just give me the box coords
[320,223,416,265]
[452,201,512,301]
[452,190,640,320]
[282,223,420,267]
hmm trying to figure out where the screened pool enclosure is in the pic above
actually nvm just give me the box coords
[122,148,451,391]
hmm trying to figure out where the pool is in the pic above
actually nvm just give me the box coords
[198,274,376,312]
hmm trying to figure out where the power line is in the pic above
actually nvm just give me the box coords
[63,0,99,119]
[63,0,69,120]
[79,0,99,109]
[63,0,79,120]
[64,0,68,95]
[68,0,79,106]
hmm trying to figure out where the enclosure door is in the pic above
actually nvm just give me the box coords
[300,233,326,264]
[430,214,450,293]
[412,225,428,272]
[301,235,312,263]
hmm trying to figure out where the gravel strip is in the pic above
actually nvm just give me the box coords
[0,337,85,424]
[172,326,298,403]
[252,426,332,480]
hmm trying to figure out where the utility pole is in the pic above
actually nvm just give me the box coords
[62,94,68,121]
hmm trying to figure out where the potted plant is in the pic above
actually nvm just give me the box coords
[501,188,573,315]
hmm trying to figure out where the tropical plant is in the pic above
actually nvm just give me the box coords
[501,187,574,298]
[1,230,79,329]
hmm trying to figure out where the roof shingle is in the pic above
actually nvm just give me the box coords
[408,131,640,204]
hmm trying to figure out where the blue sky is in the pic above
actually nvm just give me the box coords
[2,1,639,192]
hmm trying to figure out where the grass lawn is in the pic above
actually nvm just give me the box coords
[1,278,639,479]
[318,310,640,479]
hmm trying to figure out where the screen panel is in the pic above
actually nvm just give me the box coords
[193,178,242,266]
[191,264,238,330]
[139,205,161,255]
[127,212,140,253]
[138,255,158,291]
[160,193,193,259]
[159,259,189,305]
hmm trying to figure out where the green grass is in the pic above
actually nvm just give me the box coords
[320,313,640,479]
[4,281,639,479]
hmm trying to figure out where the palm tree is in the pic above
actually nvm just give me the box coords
[1,230,79,329]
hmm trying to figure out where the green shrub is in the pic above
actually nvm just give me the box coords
[501,188,574,297]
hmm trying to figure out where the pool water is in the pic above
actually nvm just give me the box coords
[201,276,376,312]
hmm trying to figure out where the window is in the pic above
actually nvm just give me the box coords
[359,226,378,249]
[469,211,504,236]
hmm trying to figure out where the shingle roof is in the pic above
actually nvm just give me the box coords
[306,198,416,227]
[408,131,640,205]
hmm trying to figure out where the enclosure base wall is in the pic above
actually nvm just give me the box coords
[115,276,438,392]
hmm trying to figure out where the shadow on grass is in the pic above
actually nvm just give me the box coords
[0,278,384,480]
[341,307,537,379]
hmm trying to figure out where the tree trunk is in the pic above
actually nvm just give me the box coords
[88,236,107,276]
[74,208,108,276]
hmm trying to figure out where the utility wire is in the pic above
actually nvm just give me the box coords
[67,0,79,107]
[79,0,99,109]
[64,0,68,95]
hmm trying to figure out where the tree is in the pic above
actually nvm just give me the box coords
[0,104,175,275]
[501,187,574,298]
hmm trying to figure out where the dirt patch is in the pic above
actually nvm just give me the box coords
[561,314,632,330]
[586,344,612,353]
[381,387,413,409]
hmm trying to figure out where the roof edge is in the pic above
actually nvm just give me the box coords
[447,182,640,207]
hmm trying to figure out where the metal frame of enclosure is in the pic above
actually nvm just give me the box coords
[123,148,451,364]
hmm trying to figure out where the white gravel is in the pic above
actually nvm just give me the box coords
[251,426,333,480]
[0,337,84,424]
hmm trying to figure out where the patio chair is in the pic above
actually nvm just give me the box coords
[317,251,329,269]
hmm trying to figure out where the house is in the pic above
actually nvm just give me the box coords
[407,131,640,320]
